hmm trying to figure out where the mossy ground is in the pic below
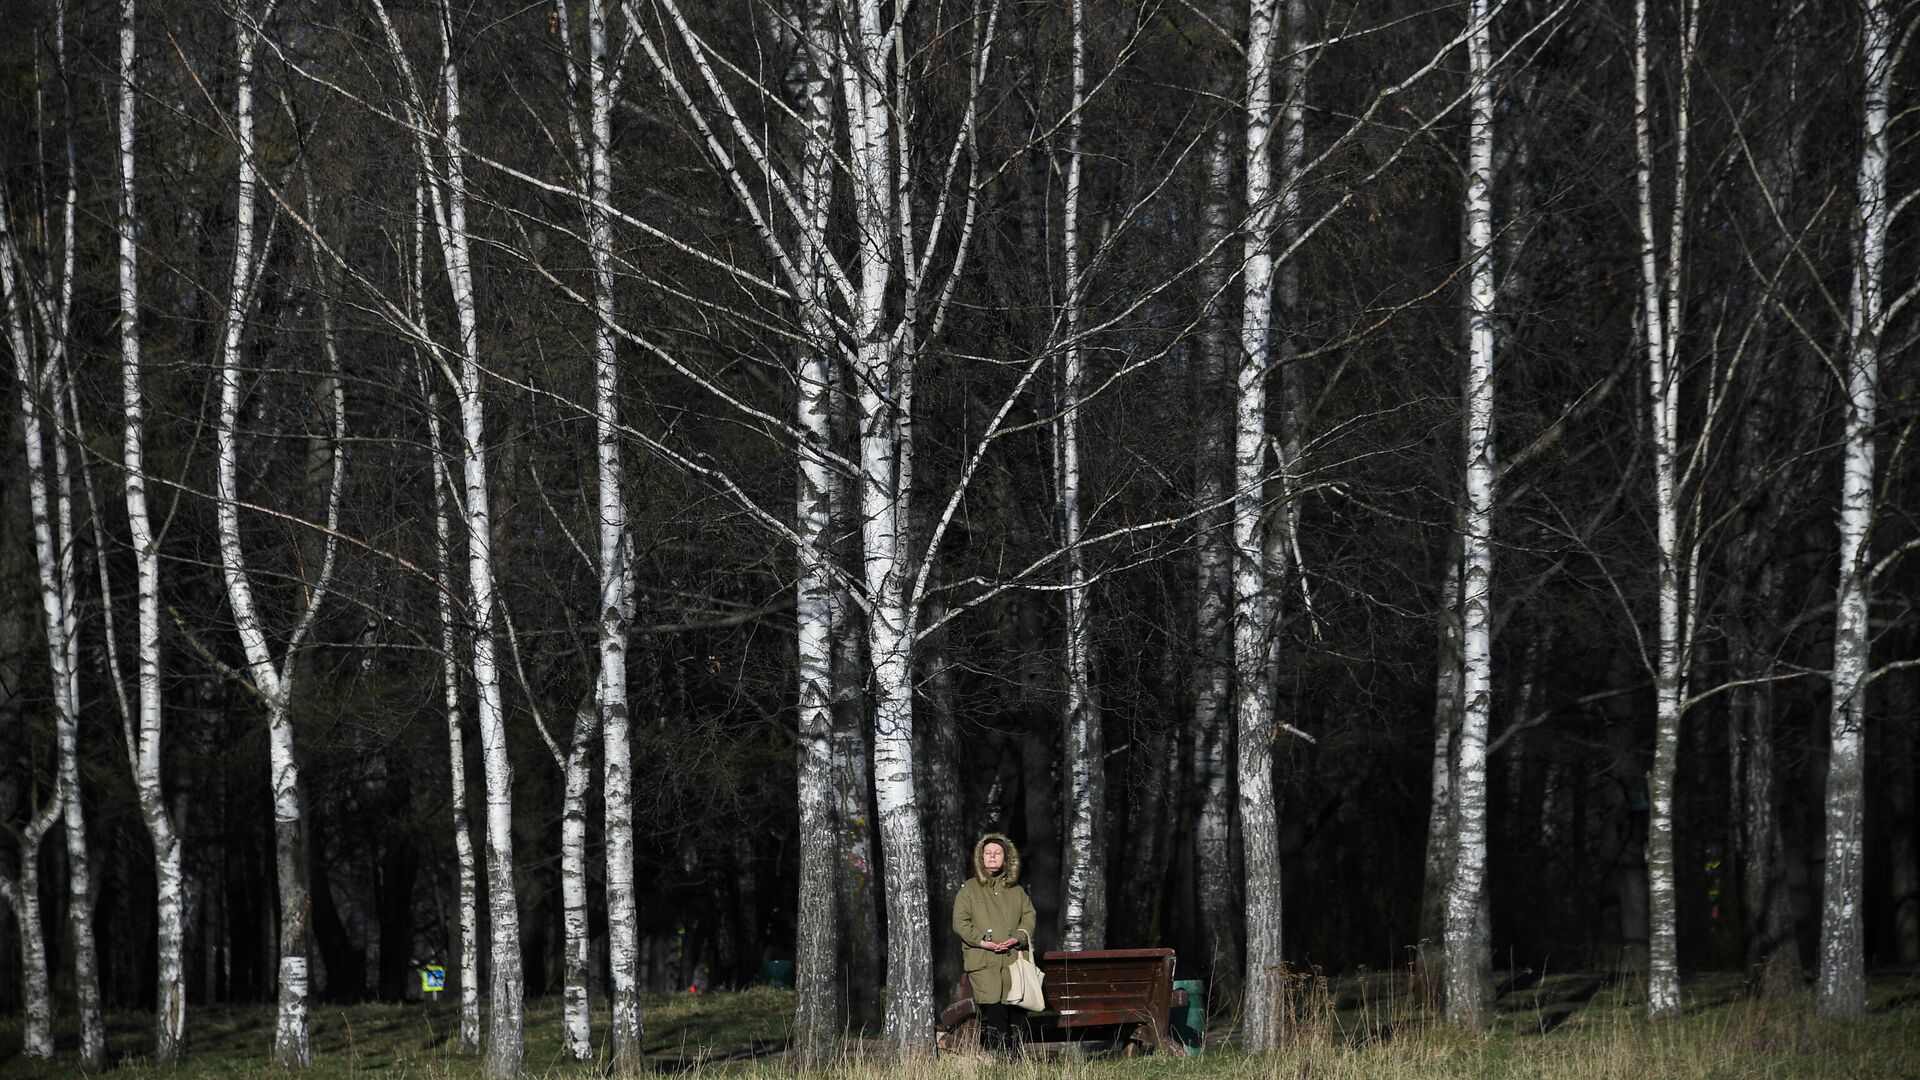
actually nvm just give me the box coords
[2,971,1916,1077]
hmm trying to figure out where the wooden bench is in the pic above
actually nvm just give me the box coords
[938,948,1190,1056]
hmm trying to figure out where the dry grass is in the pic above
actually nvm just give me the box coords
[1,971,1915,1077]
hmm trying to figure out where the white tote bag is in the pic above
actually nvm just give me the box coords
[1004,929,1046,1012]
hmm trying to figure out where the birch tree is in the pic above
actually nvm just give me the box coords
[622,0,1000,1055]
[212,9,349,1063]
[1820,0,1892,1020]
[1223,0,1489,1036]
[115,0,189,1058]
[845,0,933,1049]
[1057,0,1106,953]
[1444,0,1497,1031]
[501,633,595,1061]
[789,0,843,1057]
[0,5,104,1055]
[393,148,482,1051]
[420,353,481,1052]
[0,796,57,1059]
[1233,0,1286,1049]
[1190,121,1240,1005]
[589,0,645,1061]
[371,2,524,1068]
[552,0,644,1062]
[2,198,101,1067]
[435,16,523,1071]
[1632,0,1697,1019]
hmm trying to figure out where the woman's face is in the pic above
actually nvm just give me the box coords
[982,843,1005,873]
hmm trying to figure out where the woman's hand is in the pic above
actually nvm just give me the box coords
[978,938,1013,953]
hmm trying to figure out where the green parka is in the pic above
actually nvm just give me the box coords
[951,833,1037,1005]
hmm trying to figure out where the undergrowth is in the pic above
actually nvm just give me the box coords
[1,971,1914,1077]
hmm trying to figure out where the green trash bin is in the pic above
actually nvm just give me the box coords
[1172,979,1205,1054]
[762,960,796,989]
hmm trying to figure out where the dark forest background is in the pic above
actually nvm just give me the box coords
[0,0,1916,1049]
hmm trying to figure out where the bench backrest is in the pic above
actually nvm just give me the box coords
[1035,948,1176,1029]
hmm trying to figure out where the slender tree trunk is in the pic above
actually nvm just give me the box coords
[1057,0,1105,953]
[558,704,596,1060]
[1444,0,1497,1031]
[264,700,314,1065]
[424,370,483,1052]
[837,0,935,1055]
[1234,0,1284,1050]
[1191,121,1240,1010]
[116,0,188,1057]
[790,0,842,1051]
[3,150,102,1076]
[0,305,43,1048]
[1820,0,1889,1021]
[565,0,645,1065]
[1633,0,1696,1019]
[857,396,930,1056]
[212,17,347,1061]
[1,2,103,1058]
[0,802,58,1058]
[792,353,840,1060]
[418,4,525,1064]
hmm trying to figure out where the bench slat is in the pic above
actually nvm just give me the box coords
[945,947,1188,1057]
[1054,1010,1161,1027]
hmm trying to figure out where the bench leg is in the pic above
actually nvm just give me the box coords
[938,1015,982,1056]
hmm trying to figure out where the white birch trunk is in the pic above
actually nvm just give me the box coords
[1191,121,1240,1006]
[843,0,933,1054]
[0,803,59,1059]
[426,4,524,1068]
[791,0,842,1056]
[424,369,483,1052]
[212,17,347,1062]
[0,294,56,1065]
[1633,0,1695,1019]
[2,37,103,1059]
[0,408,60,1057]
[407,154,482,1051]
[1820,0,1890,1021]
[574,0,645,1063]
[1057,0,1105,953]
[861,427,932,1059]
[48,10,105,1059]
[559,702,597,1060]
[1235,0,1284,1050]
[117,0,188,1057]
[1444,0,1496,1030]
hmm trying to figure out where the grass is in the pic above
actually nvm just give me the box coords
[2,971,1916,1077]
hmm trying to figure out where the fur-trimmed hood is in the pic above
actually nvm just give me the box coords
[971,833,1021,886]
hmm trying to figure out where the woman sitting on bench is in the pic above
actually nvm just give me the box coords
[952,833,1037,1052]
